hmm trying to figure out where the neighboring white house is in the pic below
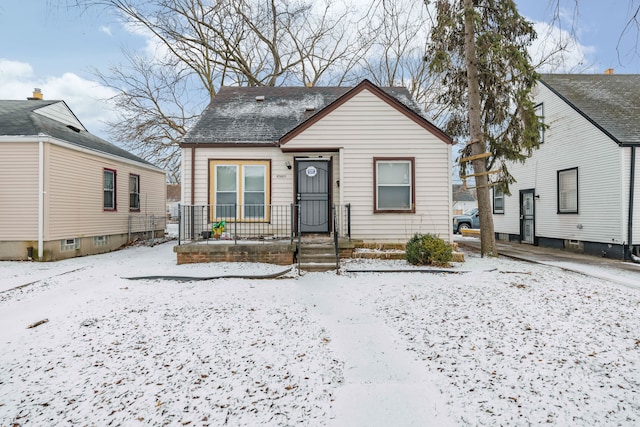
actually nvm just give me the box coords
[180,79,454,243]
[492,74,640,260]
[0,92,167,261]
[453,184,477,214]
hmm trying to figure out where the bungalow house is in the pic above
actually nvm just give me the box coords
[179,79,454,247]
[492,74,640,260]
[0,91,167,261]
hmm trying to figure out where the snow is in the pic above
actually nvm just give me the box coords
[1,239,640,426]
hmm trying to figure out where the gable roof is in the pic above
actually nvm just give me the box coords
[181,79,453,146]
[540,74,640,146]
[0,100,156,166]
[452,184,476,202]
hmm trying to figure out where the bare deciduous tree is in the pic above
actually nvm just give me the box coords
[79,0,374,181]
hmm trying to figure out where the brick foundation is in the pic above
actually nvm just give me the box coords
[174,242,295,265]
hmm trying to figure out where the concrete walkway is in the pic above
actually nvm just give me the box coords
[456,236,640,290]
[295,275,454,427]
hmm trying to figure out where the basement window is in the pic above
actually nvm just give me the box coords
[93,235,109,247]
[61,238,80,251]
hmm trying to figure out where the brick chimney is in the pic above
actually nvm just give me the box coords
[604,68,614,75]
[27,88,43,100]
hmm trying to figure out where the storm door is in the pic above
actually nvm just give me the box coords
[296,159,330,233]
[520,189,535,244]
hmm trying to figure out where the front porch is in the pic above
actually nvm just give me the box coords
[174,204,354,271]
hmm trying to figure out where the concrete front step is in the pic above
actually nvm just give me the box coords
[299,262,338,272]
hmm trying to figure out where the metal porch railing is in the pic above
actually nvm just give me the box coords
[177,203,351,246]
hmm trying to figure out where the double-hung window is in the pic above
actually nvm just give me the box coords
[129,174,140,211]
[210,160,270,220]
[104,169,116,211]
[535,103,545,143]
[557,167,578,213]
[374,157,415,212]
[493,187,504,214]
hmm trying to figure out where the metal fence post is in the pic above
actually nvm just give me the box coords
[296,194,301,273]
[290,203,294,244]
[347,203,351,241]
[150,214,155,245]
[333,204,339,273]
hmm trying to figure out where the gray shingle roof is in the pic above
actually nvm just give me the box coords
[0,100,156,166]
[540,74,640,145]
[452,184,476,202]
[182,81,435,145]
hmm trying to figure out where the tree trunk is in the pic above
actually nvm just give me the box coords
[463,0,497,257]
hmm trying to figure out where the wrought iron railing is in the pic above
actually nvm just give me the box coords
[177,203,351,245]
[178,204,295,244]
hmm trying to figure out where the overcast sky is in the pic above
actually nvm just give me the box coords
[1,0,639,142]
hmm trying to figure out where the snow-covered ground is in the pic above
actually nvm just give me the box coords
[1,239,639,426]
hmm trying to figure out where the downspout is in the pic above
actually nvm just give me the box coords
[190,146,196,204]
[339,148,344,206]
[190,146,196,241]
[38,140,44,259]
[628,146,637,261]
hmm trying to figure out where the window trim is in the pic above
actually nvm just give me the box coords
[373,157,416,213]
[61,238,80,252]
[129,173,140,212]
[208,159,271,222]
[93,235,109,247]
[535,103,544,144]
[493,187,505,214]
[557,167,578,214]
[103,168,117,211]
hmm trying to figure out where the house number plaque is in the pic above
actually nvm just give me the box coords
[305,166,317,177]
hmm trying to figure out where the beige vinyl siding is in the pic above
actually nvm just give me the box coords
[183,146,297,206]
[45,143,166,240]
[285,89,452,242]
[0,142,39,240]
[494,84,625,244]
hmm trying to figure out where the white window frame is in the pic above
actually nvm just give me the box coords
[104,169,116,211]
[374,158,415,213]
[129,174,140,211]
[61,238,80,251]
[93,235,109,247]
[493,187,504,214]
[558,167,578,214]
[535,103,544,143]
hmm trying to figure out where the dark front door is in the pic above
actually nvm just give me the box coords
[520,189,535,244]
[296,159,330,233]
